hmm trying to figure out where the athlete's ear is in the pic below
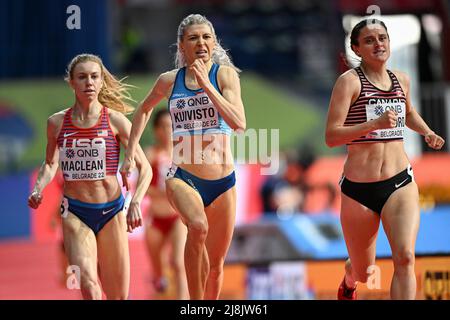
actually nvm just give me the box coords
[68,78,75,91]
[351,45,361,57]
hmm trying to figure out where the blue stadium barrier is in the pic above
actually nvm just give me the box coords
[0,171,31,239]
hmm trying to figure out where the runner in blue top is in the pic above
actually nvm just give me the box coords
[121,14,246,300]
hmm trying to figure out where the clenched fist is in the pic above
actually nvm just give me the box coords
[28,190,43,209]
[376,110,398,129]
[425,132,445,150]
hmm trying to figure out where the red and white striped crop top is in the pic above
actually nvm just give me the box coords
[57,107,120,181]
[344,67,407,144]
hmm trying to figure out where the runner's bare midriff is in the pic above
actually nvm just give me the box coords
[63,176,122,203]
[344,140,410,182]
[172,133,234,180]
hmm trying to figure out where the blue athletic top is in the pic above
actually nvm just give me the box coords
[168,63,232,137]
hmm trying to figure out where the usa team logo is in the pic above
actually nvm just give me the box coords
[66,149,75,159]
[97,129,108,137]
[375,105,384,116]
[176,99,186,109]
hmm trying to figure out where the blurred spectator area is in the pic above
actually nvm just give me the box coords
[174,0,341,89]
[108,0,342,98]
[0,0,111,79]
[1,0,449,82]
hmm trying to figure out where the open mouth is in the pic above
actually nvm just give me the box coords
[196,50,208,57]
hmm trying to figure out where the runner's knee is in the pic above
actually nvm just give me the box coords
[187,218,208,242]
[392,249,415,269]
[208,263,224,281]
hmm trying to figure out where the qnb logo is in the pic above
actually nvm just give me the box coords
[66,149,75,159]
[176,99,186,109]
[374,105,384,117]
[187,96,209,107]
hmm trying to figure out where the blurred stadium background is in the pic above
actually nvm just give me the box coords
[1,0,450,300]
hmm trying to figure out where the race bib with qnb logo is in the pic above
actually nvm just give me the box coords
[365,98,406,140]
[59,137,106,181]
[169,92,219,134]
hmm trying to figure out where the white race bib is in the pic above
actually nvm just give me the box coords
[59,138,107,181]
[365,100,406,140]
[170,92,219,134]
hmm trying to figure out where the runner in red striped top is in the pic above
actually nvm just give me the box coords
[344,66,407,144]
[325,19,445,300]
[57,105,120,180]
[28,54,152,300]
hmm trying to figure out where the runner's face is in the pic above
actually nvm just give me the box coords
[353,25,390,64]
[70,61,103,102]
[180,24,216,65]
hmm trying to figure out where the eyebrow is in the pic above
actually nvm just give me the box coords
[187,33,212,37]
[76,71,100,75]
[363,34,387,40]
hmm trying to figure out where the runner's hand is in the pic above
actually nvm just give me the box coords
[376,110,397,129]
[28,190,43,209]
[425,132,445,150]
[126,201,142,233]
[190,59,210,89]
